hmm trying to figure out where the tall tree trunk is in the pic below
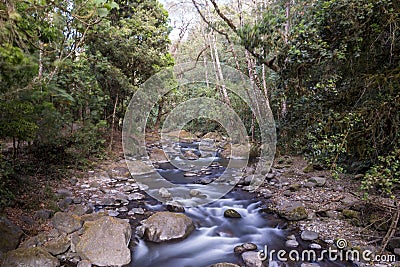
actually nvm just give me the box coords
[211,34,231,106]
[204,56,209,89]
[109,93,119,151]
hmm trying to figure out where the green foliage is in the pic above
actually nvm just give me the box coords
[270,0,400,174]
[362,146,400,197]
[0,100,39,141]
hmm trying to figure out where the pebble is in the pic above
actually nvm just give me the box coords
[301,230,319,241]
[242,243,257,251]
[107,210,119,217]
[285,240,299,248]
[309,243,322,249]
[129,208,145,215]
[287,235,296,240]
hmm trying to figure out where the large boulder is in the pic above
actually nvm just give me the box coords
[241,251,264,267]
[43,235,70,256]
[0,217,23,253]
[137,212,195,243]
[52,212,83,234]
[2,247,59,267]
[76,216,131,266]
[126,160,154,176]
[276,201,308,221]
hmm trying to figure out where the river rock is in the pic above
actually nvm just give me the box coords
[0,216,23,253]
[241,251,263,267]
[224,209,242,218]
[277,201,308,221]
[242,242,257,251]
[301,263,320,267]
[34,209,54,221]
[184,172,197,177]
[198,177,213,184]
[56,189,73,199]
[259,188,273,199]
[203,131,223,141]
[57,197,73,211]
[52,212,83,234]
[126,160,154,176]
[43,235,70,255]
[70,205,93,216]
[285,239,299,248]
[137,212,194,242]
[77,260,92,267]
[309,177,326,187]
[301,230,319,241]
[159,187,172,198]
[76,216,131,266]
[190,189,201,196]
[2,247,60,267]
[234,245,246,254]
[166,202,185,212]
[208,263,240,267]
[128,207,145,215]
[309,243,322,249]
[183,150,199,160]
[150,148,168,163]
[109,166,131,178]
[128,192,146,200]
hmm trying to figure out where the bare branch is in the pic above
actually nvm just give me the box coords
[209,0,237,32]
[191,0,229,38]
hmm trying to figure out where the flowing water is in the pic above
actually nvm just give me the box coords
[128,142,351,267]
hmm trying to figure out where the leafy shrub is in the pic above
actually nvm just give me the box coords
[362,147,400,198]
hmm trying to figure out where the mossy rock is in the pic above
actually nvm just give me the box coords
[342,209,360,219]
[303,164,314,173]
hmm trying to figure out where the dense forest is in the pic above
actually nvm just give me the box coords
[1,0,399,206]
[0,0,399,265]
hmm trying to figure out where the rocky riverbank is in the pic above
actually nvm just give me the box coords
[0,131,399,267]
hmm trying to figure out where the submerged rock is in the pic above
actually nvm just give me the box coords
[224,209,242,218]
[2,247,60,267]
[76,216,131,266]
[137,212,194,243]
[159,187,172,198]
